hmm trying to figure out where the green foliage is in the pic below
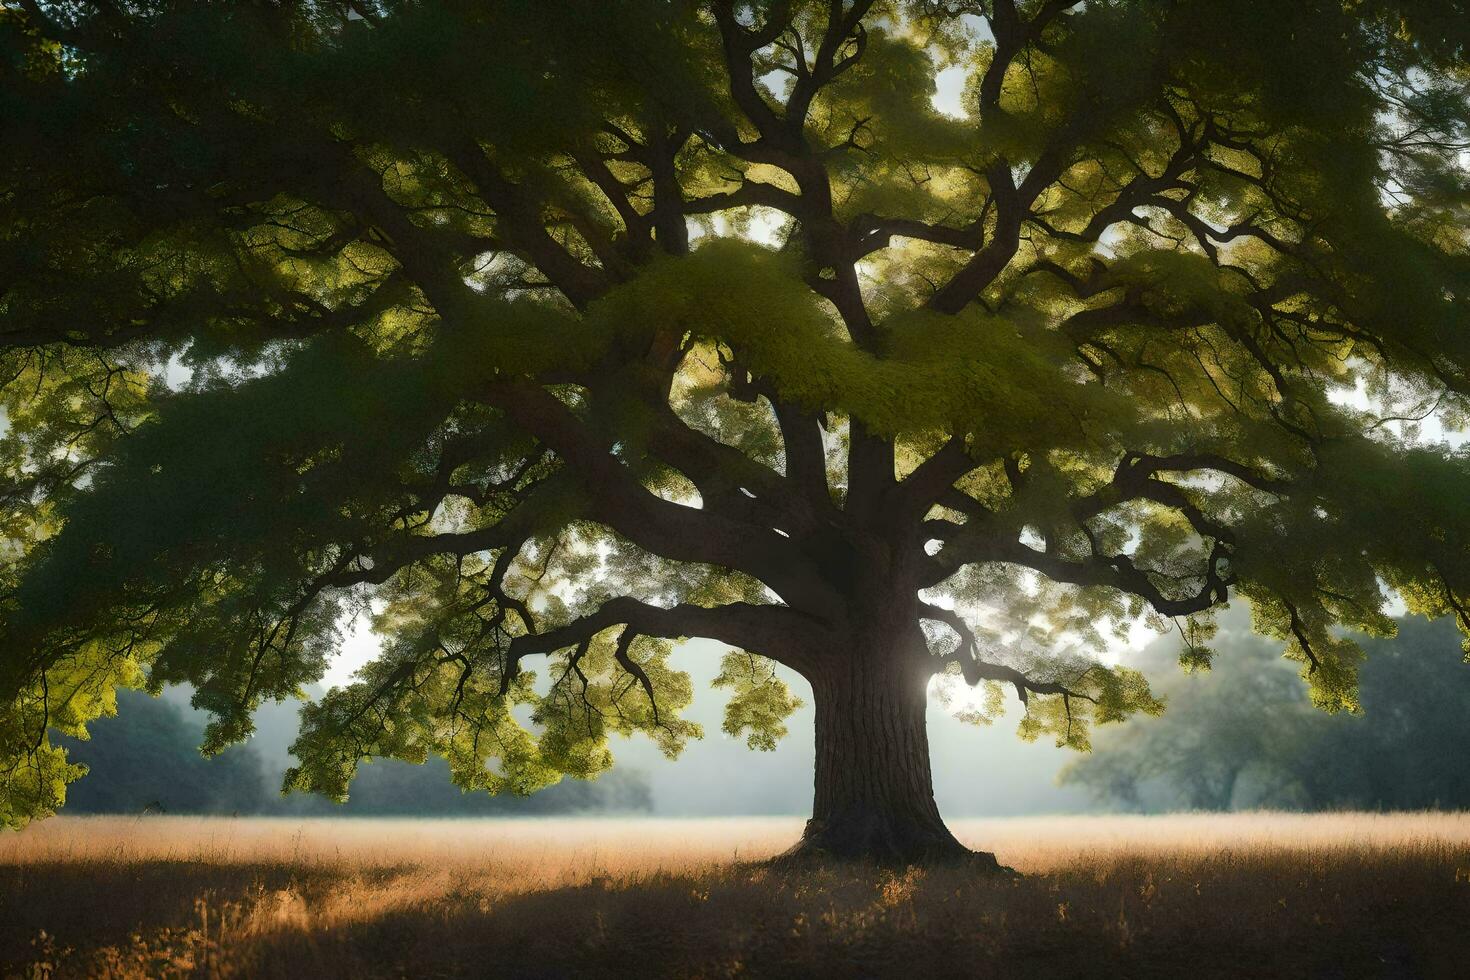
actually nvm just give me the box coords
[595,240,1125,454]
[1008,663,1164,752]
[0,641,140,829]
[712,651,804,750]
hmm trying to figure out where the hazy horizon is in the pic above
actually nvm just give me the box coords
[151,607,1263,819]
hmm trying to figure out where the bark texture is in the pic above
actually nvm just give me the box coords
[781,626,1002,868]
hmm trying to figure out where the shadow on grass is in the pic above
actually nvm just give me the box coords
[0,861,419,974]
[255,859,1464,979]
[5,852,1468,978]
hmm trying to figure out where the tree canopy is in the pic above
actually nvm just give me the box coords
[2,0,1470,854]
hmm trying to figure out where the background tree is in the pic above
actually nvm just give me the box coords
[1064,614,1470,812]
[291,753,653,816]
[2,0,1470,863]
[58,688,652,816]
[59,689,269,816]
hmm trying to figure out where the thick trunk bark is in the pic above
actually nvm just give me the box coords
[782,652,1002,868]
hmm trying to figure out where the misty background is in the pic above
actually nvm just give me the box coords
[57,605,1470,819]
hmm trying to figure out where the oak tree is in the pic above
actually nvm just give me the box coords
[3,0,1470,863]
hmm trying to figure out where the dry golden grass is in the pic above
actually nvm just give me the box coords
[4,813,1470,978]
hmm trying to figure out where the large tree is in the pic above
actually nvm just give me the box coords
[3,0,1470,863]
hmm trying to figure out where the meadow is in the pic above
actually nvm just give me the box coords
[3,813,1469,978]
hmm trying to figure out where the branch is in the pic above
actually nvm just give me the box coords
[444,139,610,309]
[479,382,843,617]
[765,389,831,506]
[612,627,661,724]
[921,601,1096,705]
[636,394,832,536]
[682,180,806,220]
[888,436,977,527]
[849,213,986,260]
[978,1,1082,111]
[500,596,831,694]
[923,513,1233,617]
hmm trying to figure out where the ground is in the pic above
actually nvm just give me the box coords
[3,813,1469,978]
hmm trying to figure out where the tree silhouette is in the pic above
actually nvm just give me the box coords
[59,690,268,816]
[1064,616,1470,812]
[3,1,1470,863]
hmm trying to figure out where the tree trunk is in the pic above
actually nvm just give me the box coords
[782,651,1002,869]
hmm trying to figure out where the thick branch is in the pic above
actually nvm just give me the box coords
[503,596,831,688]
[481,382,843,617]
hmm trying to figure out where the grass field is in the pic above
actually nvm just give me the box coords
[3,813,1469,978]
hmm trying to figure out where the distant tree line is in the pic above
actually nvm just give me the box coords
[1063,616,1470,811]
[60,613,1470,818]
[58,690,650,816]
